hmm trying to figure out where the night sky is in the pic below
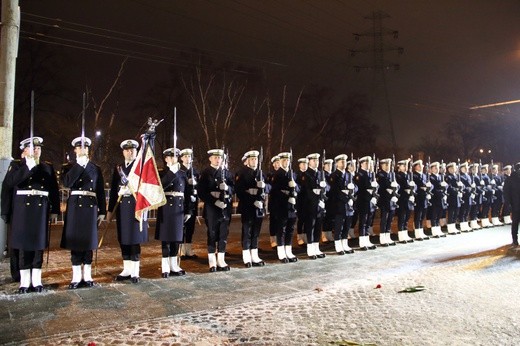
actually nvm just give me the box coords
[14,0,520,160]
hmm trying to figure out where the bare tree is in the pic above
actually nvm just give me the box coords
[180,57,246,150]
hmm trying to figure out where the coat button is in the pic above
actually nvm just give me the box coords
[79,205,83,207]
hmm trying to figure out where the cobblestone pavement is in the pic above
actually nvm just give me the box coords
[1,220,520,345]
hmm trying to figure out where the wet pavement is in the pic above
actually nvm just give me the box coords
[1,217,519,345]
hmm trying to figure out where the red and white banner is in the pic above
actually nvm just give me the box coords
[128,140,166,224]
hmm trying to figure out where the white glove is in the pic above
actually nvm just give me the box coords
[190,195,196,203]
[470,193,475,200]
[370,181,378,188]
[440,181,448,187]
[318,200,325,209]
[25,157,36,170]
[319,181,327,188]
[471,183,476,188]
[490,179,496,185]
[480,180,484,186]
[457,181,464,187]
[367,189,373,195]
[288,180,296,188]
[257,181,266,189]
[219,182,228,191]
[97,214,105,226]
[370,197,377,206]
[390,181,398,188]
[188,178,197,186]
[77,155,89,167]
[408,181,416,187]
[425,182,432,188]
[498,186,503,191]
[214,200,226,209]
[49,213,58,223]
[288,197,296,205]
[457,192,463,198]
[247,188,258,195]
[409,196,415,203]
[254,200,263,209]
[391,196,398,203]
[211,191,220,199]
[348,199,354,207]
[342,190,349,195]
[386,189,393,194]
[347,183,355,190]
[426,194,431,200]
[404,189,411,194]
[183,214,191,223]
[169,163,179,174]
[313,188,321,195]
[118,186,130,196]
[443,196,448,202]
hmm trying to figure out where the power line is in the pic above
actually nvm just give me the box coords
[129,0,349,67]
[22,12,288,68]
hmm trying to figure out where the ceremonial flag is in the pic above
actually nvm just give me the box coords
[128,137,166,225]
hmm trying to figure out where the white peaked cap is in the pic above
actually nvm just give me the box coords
[120,139,139,149]
[334,154,348,162]
[71,137,92,147]
[19,137,43,150]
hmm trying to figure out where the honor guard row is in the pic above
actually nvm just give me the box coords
[3,136,519,293]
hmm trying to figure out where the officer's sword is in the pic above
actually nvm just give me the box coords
[29,90,35,157]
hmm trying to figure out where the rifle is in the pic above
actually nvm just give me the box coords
[407,155,417,207]
[425,157,433,206]
[456,158,465,205]
[219,146,229,220]
[190,146,197,196]
[288,148,297,212]
[256,147,266,218]
[390,154,400,202]
[320,149,328,205]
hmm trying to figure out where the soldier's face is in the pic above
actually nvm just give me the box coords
[460,166,467,174]
[74,146,89,157]
[209,155,222,167]
[165,155,177,165]
[272,160,280,170]
[123,148,136,161]
[397,164,406,172]
[336,160,345,170]
[181,154,192,165]
[414,164,423,172]
[323,163,331,172]
[381,163,390,172]
[299,162,308,171]
[22,146,41,159]
[280,158,289,170]
[504,169,511,176]
[448,166,455,174]
[360,161,368,170]
[481,168,488,175]
[308,158,318,169]
[431,166,439,174]
[247,156,258,169]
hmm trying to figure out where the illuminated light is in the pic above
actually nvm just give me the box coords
[95,131,101,137]
[479,149,484,153]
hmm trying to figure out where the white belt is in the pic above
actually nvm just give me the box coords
[16,189,49,197]
[165,191,184,197]
[71,190,97,197]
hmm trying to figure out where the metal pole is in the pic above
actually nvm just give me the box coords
[0,0,20,260]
